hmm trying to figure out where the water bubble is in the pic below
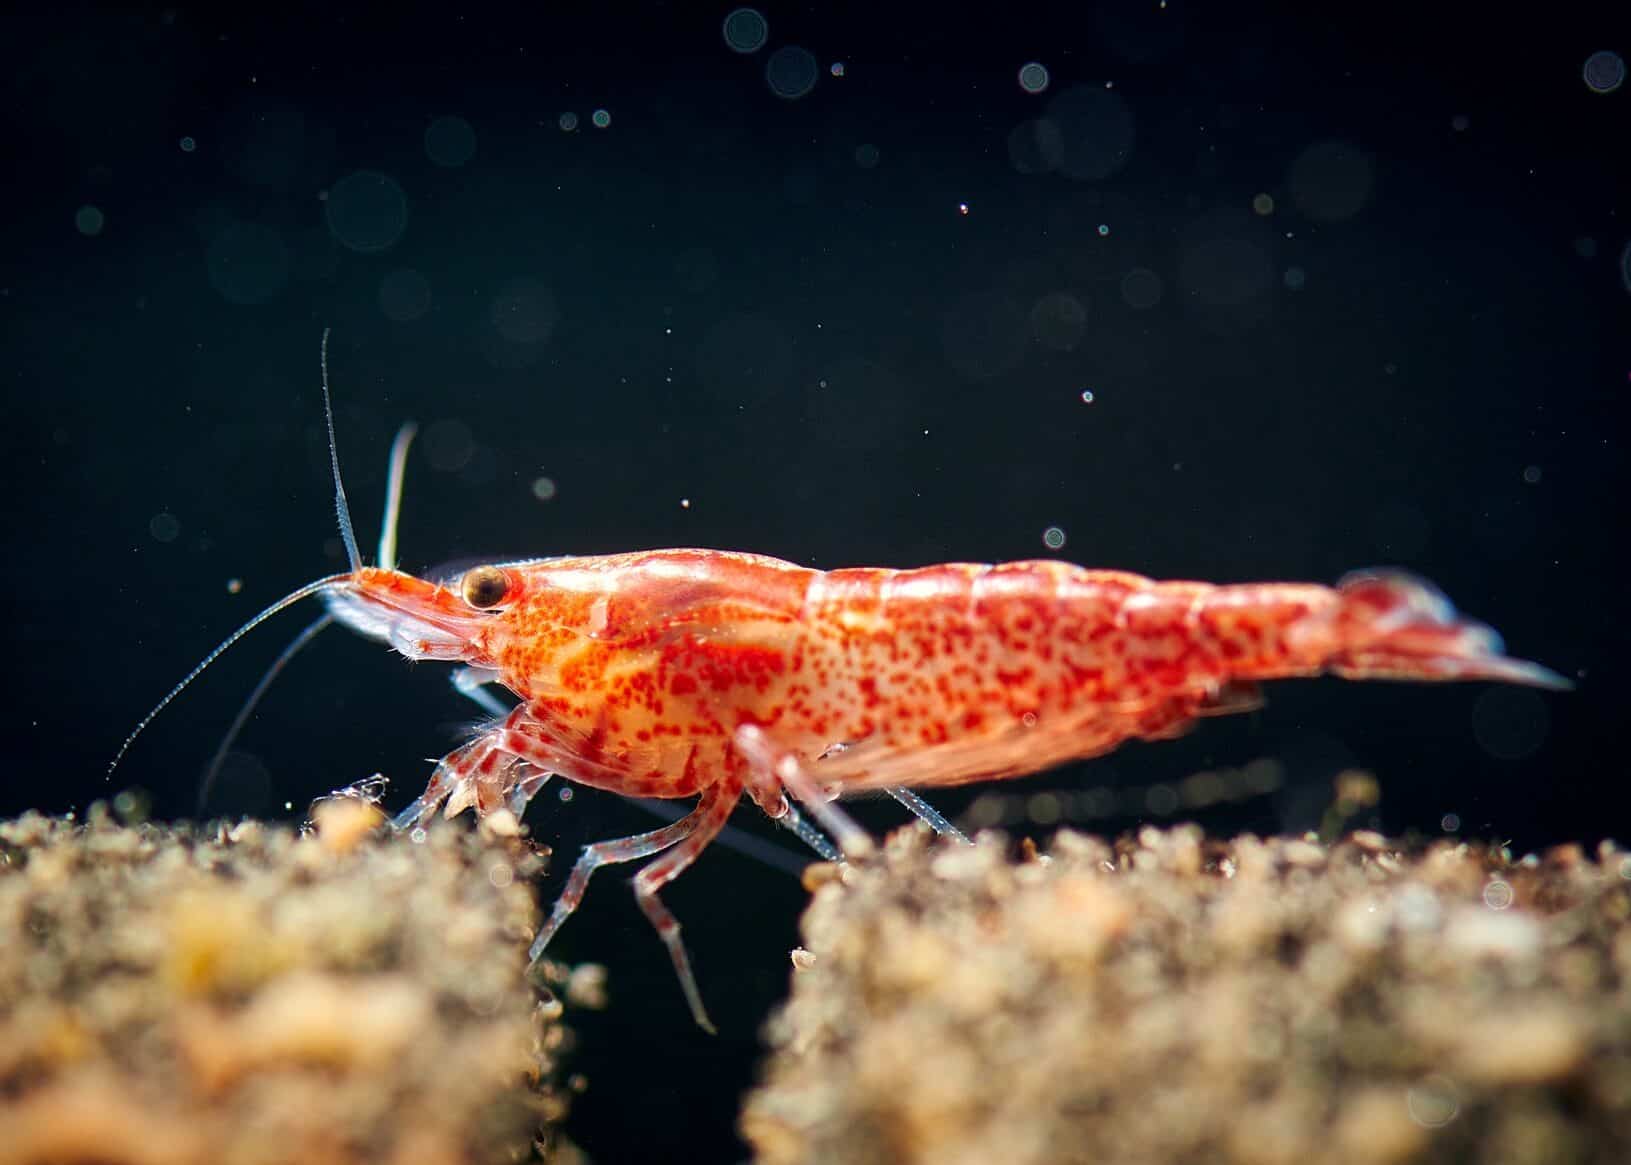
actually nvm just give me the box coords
[179,136,196,152]
[1482,879,1514,910]
[1522,464,1542,484]
[1440,813,1460,833]
[558,786,575,803]
[1079,389,1095,403]
[591,108,611,129]
[766,45,818,99]
[324,170,409,253]
[531,476,557,501]
[830,62,846,77]
[149,512,180,542]
[424,115,476,167]
[75,205,105,236]
[1583,50,1626,94]
[1096,223,1110,236]
[559,111,579,132]
[722,7,768,54]
[1018,62,1050,94]
[1042,525,1067,549]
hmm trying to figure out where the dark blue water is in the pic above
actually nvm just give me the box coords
[4,4,1625,1161]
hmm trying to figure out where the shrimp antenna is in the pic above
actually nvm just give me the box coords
[195,422,417,813]
[322,327,362,573]
[108,574,353,778]
[378,421,418,571]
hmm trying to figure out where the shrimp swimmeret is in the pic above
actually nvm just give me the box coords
[113,335,1568,1032]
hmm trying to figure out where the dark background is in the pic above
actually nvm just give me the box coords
[3,3,1626,1161]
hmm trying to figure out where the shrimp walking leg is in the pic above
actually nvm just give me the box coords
[526,807,705,965]
[886,787,971,844]
[629,779,743,1034]
[735,725,875,859]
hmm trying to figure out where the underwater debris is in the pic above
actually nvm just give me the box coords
[0,804,590,1165]
[742,825,1631,1165]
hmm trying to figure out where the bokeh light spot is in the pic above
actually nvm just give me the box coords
[1284,266,1306,290]
[1288,140,1373,221]
[531,476,557,501]
[1080,389,1095,403]
[424,115,476,167]
[1583,50,1626,94]
[489,277,558,346]
[1522,464,1542,484]
[179,135,196,152]
[75,205,105,236]
[1043,84,1135,181]
[766,45,819,99]
[722,7,768,54]
[591,108,611,129]
[855,142,880,168]
[1120,266,1163,309]
[1471,687,1550,761]
[1030,291,1087,351]
[1018,62,1050,94]
[941,291,1027,380]
[205,221,291,304]
[559,112,579,132]
[324,171,409,253]
[424,419,474,473]
[1252,192,1275,215]
[379,267,431,322]
[149,512,180,542]
[830,62,846,77]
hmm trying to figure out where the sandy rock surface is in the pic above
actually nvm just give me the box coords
[0,801,589,1165]
[743,825,1631,1165]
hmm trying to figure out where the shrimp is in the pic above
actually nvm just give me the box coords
[114,335,1569,1033]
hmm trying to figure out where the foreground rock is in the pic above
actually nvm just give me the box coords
[0,802,588,1165]
[744,825,1631,1165]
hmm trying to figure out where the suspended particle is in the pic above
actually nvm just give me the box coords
[1079,389,1095,403]
[1042,525,1067,550]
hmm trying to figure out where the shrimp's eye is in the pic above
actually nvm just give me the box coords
[461,565,510,609]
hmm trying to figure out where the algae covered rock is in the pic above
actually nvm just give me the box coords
[0,802,586,1164]
[743,825,1631,1165]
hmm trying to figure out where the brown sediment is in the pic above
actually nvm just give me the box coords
[0,802,595,1165]
[743,825,1631,1165]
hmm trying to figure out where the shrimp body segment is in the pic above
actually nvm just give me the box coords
[335,551,1562,824]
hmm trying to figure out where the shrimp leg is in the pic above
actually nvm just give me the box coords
[886,787,971,844]
[735,724,875,859]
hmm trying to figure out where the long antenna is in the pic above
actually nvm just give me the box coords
[107,574,353,777]
[322,328,362,572]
